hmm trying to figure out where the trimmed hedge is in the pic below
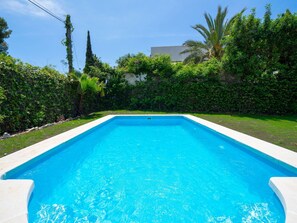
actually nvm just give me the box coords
[0,55,76,133]
[128,77,297,114]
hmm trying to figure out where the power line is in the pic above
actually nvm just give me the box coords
[27,0,81,71]
[27,0,65,23]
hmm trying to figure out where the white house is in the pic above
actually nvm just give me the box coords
[151,46,190,62]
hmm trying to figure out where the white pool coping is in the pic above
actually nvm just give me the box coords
[0,114,296,222]
[0,180,34,223]
[269,178,297,223]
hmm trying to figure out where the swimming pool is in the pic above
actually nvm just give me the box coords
[1,115,297,222]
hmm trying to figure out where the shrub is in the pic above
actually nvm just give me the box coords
[223,6,297,82]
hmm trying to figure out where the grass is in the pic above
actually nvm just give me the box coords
[196,113,297,152]
[0,110,296,157]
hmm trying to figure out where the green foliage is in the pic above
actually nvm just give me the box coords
[149,55,174,79]
[1,5,296,136]
[116,53,135,68]
[64,15,74,74]
[223,6,297,82]
[0,17,12,53]
[112,45,295,115]
[182,6,245,63]
[76,74,104,96]
[119,53,222,80]
[70,72,105,115]
[0,87,5,123]
[129,76,296,114]
[83,30,94,74]
[88,55,115,81]
[124,53,150,76]
[101,71,131,109]
[121,53,175,80]
[175,58,223,79]
[0,54,76,133]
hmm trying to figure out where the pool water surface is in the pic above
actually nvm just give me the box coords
[5,116,296,222]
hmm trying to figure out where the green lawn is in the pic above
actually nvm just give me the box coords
[0,110,296,157]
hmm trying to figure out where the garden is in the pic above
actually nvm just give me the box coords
[0,5,296,156]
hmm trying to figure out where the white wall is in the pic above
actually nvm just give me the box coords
[124,73,147,85]
[151,46,190,62]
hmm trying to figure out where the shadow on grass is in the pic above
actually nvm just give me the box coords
[79,113,104,120]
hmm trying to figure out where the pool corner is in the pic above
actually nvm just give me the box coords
[0,180,34,223]
[269,177,297,223]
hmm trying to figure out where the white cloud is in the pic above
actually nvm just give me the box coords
[0,0,65,18]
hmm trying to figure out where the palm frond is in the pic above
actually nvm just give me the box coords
[193,24,211,40]
[204,13,215,31]
[184,6,244,63]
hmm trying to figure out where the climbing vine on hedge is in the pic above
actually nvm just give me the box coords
[0,55,76,133]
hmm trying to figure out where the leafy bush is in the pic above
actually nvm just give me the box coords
[223,6,297,82]
[100,71,131,110]
[175,58,223,80]
[122,53,175,80]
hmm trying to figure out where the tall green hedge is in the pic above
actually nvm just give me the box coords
[0,55,76,133]
[0,86,5,124]
[127,76,296,114]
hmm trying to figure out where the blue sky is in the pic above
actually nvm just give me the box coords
[1,0,296,73]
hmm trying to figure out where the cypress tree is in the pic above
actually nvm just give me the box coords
[84,30,94,73]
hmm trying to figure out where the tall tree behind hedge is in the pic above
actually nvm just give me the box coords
[64,15,74,74]
[88,55,115,81]
[223,5,297,81]
[0,17,12,54]
[83,30,94,74]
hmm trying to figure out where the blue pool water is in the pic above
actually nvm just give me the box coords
[5,116,297,222]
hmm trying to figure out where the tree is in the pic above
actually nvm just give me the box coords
[64,15,74,74]
[0,17,12,54]
[83,30,94,74]
[223,5,297,82]
[116,53,135,68]
[88,55,115,81]
[71,73,105,115]
[182,6,245,63]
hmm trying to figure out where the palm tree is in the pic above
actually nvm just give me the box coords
[182,6,245,63]
[71,73,105,115]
